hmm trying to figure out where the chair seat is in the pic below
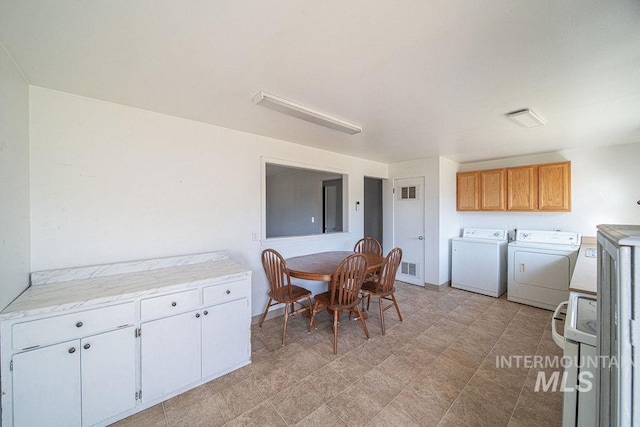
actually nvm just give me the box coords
[361,280,394,296]
[314,291,360,310]
[269,284,311,303]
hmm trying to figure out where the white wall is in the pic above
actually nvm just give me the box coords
[438,157,461,284]
[29,87,388,316]
[0,44,30,310]
[457,143,640,238]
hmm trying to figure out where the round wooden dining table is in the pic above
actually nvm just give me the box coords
[285,251,384,281]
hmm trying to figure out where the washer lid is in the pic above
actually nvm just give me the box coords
[461,228,507,241]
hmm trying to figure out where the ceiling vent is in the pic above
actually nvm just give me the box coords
[506,109,546,128]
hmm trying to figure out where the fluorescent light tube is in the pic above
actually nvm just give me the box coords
[507,109,546,128]
[253,91,362,135]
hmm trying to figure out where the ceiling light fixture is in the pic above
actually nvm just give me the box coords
[506,109,546,128]
[253,91,362,135]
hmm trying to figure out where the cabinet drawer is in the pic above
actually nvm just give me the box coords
[203,279,250,306]
[12,302,134,351]
[140,289,200,322]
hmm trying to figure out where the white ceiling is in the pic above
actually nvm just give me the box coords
[1,0,639,164]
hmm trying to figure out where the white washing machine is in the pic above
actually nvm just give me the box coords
[451,228,508,297]
[508,229,580,310]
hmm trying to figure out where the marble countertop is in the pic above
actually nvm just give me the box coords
[569,236,597,296]
[1,251,251,321]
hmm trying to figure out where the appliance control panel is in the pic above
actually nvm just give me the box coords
[461,228,508,241]
[515,229,580,245]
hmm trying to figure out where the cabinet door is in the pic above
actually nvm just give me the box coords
[538,162,571,211]
[507,166,538,210]
[456,172,479,211]
[13,340,82,427]
[81,327,136,426]
[141,310,202,403]
[202,298,250,378]
[479,169,506,210]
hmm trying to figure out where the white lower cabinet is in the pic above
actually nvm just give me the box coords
[81,327,136,426]
[202,298,250,378]
[13,340,82,426]
[12,326,136,426]
[141,293,251,402]
[141,310,202,403]
[2,270,251,426]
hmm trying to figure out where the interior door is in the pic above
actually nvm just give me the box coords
[393,177,425,286]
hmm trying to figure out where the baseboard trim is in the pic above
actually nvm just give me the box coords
[251,306,285,325]
[424,280,450,292]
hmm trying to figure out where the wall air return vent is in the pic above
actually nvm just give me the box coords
[399,186,418,200]
[401,262,418,277]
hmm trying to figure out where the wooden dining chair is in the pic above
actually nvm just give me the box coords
[360,247,403,335]
[260,249,312,346]
[353,237,382,256]
[354,237,382,282]
[308,253,370,354]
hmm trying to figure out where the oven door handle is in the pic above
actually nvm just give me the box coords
[551,301,568,350]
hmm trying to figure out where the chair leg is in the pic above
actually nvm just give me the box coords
[354,305,370,339]
[308,301,319,333]
[366,294,371,310]
[391,293,403,321]
[333,309,339,354]
[282,303,290,346]
[306,296,313,316]
[258,298,272,327]
[379,297,386,335]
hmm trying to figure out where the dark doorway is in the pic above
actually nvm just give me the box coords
[323,179,343,233]
[364,177,383,245]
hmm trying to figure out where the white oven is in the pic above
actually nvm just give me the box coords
[552,292,598,427]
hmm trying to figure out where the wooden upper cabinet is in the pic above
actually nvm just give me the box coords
[479,169,506,211]
[538,162,571,211]
[507,165,538,210]
[457,161,571,212]
[456,171,479,211]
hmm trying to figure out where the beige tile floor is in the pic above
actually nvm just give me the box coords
[112,283,564,426]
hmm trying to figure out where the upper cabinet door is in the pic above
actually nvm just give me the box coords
[456,172,479,211]
[479,169,506,211]
[507,166,538,211]
[538,162,571,211]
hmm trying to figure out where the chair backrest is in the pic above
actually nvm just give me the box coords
[262,249,292,297]
[329,253,368,307]
[376,247,403,293]
[353,237,382,256]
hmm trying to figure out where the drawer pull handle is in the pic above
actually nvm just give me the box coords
[68,347,76,354]
[226,290,231,295]
[204,310,208,316]
[171,302,177,307]
[76,322,83,328]
[195,313,200,318]
[84,343,91,350]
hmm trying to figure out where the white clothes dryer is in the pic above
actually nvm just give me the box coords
[451,228,508,297]
[508,229,580,310]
